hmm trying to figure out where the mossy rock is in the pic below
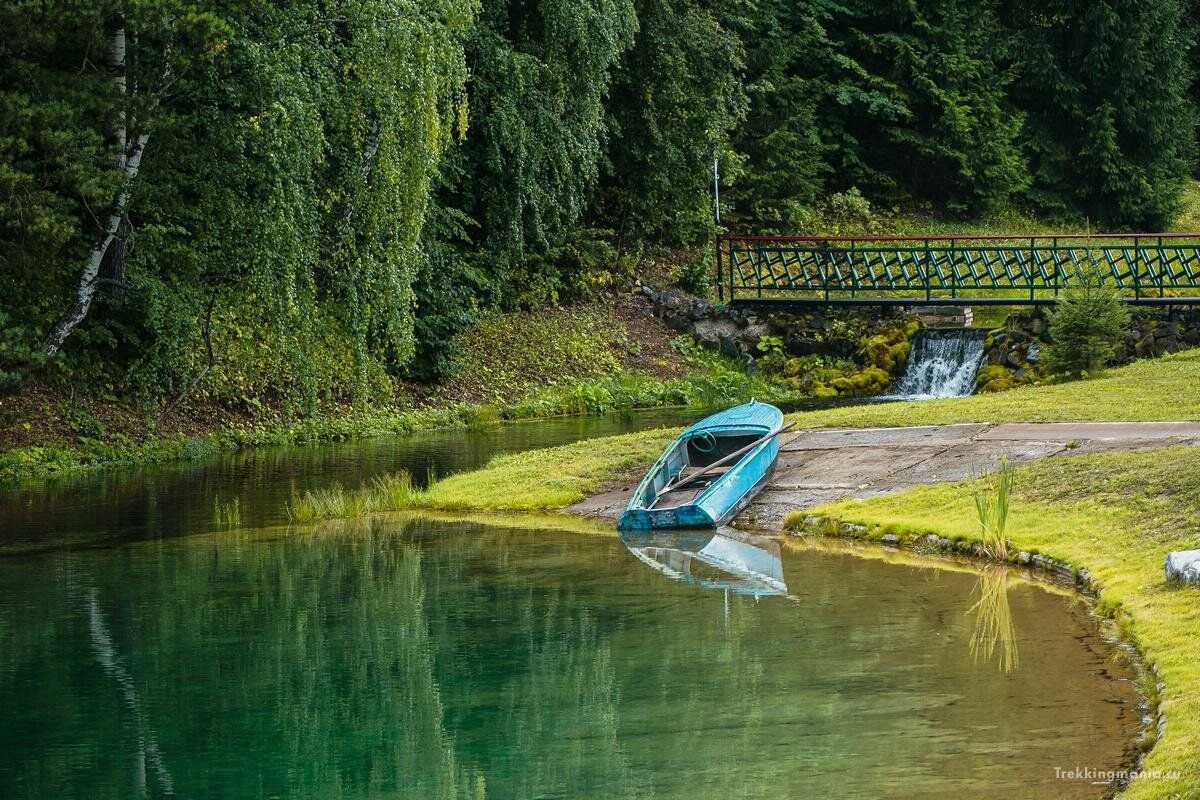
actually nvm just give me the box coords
[860,319,920,374]
[975,364,1011,389]
[980,376,1017,393]
[830,366,891,397]
[812,383,839,398]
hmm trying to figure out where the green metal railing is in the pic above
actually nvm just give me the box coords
[716,233,1200,305]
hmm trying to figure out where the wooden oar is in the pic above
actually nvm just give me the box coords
[656,421,797,499]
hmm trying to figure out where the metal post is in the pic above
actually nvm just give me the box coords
[757,244,763,299]
[1133,235,1140,301]
[823,243,830,303]
[849,239,857,298]
[712,154,720,226]
[923,239,931,302]
[1159,235,1165,298]
[1029,237,1035,302]
[1052,237,1059,297]
[729,243,736,302]
[949,238,956,299]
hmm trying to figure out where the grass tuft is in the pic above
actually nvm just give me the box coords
[972,456,1013,560]
[286,471,417,523]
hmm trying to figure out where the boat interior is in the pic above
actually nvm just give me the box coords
[647,429,766,510]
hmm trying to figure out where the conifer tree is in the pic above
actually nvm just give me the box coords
[1003,0,1193,228]
[847,0,1028,213]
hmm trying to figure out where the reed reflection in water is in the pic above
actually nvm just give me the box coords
[967,564,1020,673]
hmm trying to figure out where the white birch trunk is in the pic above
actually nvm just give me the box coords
[43,16,145,356]
[43,133,148,356]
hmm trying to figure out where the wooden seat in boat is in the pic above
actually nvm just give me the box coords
[649,466,732,509]
[679,465,731,479]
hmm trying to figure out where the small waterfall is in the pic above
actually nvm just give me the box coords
[891,329,986,399]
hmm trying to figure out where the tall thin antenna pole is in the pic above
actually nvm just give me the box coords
[712,154,721,225]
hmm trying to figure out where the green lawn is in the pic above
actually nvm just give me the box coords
[789,448,1200,800]
[787,348,1200,428]
[417,428,677,511]
[300,348,1200,517]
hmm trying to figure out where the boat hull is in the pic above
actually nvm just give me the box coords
[617,402,784,532]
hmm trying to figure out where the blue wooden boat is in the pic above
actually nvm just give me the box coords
[617,401,787,532]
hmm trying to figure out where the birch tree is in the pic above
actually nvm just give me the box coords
[42,13,150,356]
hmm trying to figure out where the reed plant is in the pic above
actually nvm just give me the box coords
[367,472,416,511]
[286,470,421,523]
[972,456,1014,560]
[212,495,242,528]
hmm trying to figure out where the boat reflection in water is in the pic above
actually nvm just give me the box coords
[617,527,788,599]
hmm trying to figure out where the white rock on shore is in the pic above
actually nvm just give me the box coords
[1164,549,1200,584]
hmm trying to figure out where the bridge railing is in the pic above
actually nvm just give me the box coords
[716,233,1200,305]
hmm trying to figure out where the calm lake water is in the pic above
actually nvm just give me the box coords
[0,408,703,555]
[0,410,1141,798]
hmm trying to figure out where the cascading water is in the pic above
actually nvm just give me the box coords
[890,328,986,399]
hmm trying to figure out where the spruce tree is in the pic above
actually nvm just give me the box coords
[847,0,1028,213]
[1004,0,1193,228]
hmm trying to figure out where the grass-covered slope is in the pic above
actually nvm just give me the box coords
[283,428,679,521]
[788,448,1200,800]
[786,349,1200,428]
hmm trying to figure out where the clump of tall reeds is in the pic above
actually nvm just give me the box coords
[285,470,418,523]
[212,495,242,529]
[972,456,1014,560]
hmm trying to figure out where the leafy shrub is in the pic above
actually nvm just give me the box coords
[408,242,481,382]
[1045,267,1131,378]
[0,311,46,393]
[677,253,713,297]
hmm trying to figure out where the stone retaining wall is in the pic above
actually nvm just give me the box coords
[636,285,910,368]
[978,307,1200,391]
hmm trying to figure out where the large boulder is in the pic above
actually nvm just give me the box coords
[693,318,740,352]
[1165,550,1200,584]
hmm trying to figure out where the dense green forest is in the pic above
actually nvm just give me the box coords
[1,0,1195,413]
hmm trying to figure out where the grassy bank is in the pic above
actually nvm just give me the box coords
[784,448,1200,800]
[786,348,1200,428]
[261,346,1200,521]
[1,295,802,484]
[307,348,1200,516]
[285,428,678,520]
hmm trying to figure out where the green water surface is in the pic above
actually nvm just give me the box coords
[0,516,1139,799]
